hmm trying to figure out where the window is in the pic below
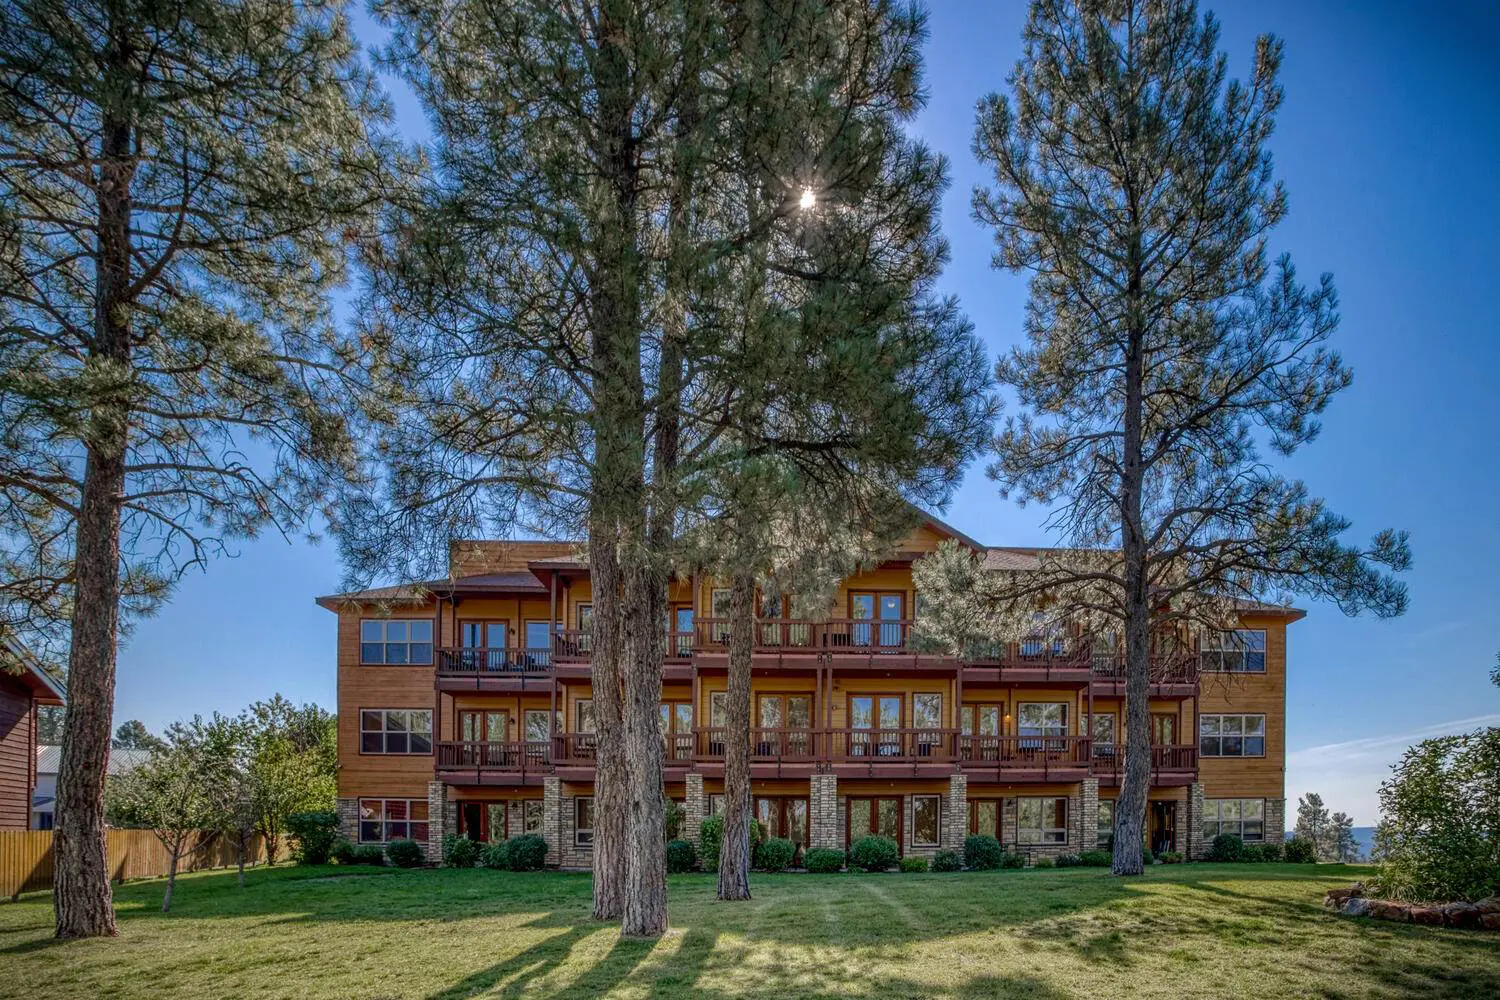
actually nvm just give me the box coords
[755,796,810,846]
[576,604,593,631]
[660,701,693,759]
[1097,800,1114,847]
[1018,797,1068,845]
[359,798,430,843]
[1202,629,1267,672]
[961,704,1002,736]
[575,700,596,734]
[711,589,732,641]
[511,799,544,835]
[360,619,433,665]
[524,710,553,742]
[912,795,941,846]
[848,797,901,847]
[360,709,433,754]
[1199,714,1266,757]
[709,690,729,726]
[1202,799,1265,842]
[969,799,999,839]
[1020,612,1067,657]
[1091,713,1117,747]
[912,693,943,729]
[707,794,724,816]
[575,797,594,846]
[1018,702,1068,738]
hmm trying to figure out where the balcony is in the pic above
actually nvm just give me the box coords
[1089,649,1199,696]
[1089,744,1199,786]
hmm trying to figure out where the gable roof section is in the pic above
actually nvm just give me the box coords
[0,636,65,706]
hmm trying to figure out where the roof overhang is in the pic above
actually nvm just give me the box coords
[1,637,65,706]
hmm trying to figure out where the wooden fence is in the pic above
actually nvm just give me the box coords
[1,829,275,900]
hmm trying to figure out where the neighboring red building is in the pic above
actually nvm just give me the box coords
[0,638,66,831]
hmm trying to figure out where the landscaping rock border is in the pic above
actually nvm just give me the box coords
[1325,883,1500,929]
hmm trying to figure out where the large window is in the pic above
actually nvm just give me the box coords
[1202,629,1267,672]
[575,797,594,846]
[360,619,433,665]
[912,795,941,846]
[575,700,596,734]
[913,694,943,752]
[1199,714,1266,757]
[848,797,901,847]
[360,709,433,754]
[1091,713,1117,755]
[1018,797,1068,845]
[511,799,545,836]
[1097,800,1114,847]
[969,799,999,839]
[1203,799,1265,842]
[359,798,429,843]
[523,709,554,742]
[755,796,810,846]
[1018,702,1068,738]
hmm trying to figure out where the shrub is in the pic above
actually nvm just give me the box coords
[1160,850,1184,864]
[964,834,1004,870]
[1079,850,1113,867]
[505,834,548,872]
[757,837,796,873]
[1000,851,1026,869]
[1208,833,1246,863]
[480,841,510,869]
[286,810,340,865]
[442,833,480,868]
[385,838,424,868]
[803,848,845,873]
[850,835,899,872]
[1055,853,1082,868]
[664,796,684,842]
[1034,855,1055,869]
[1257,840,1284,863]
[698,815,723,873]
[332,839,357,865]
[931,850,962,872]
[1284,836,1317,864]
[666,839,697,874]
[900,855,929,873]
[1142,847,1155,865]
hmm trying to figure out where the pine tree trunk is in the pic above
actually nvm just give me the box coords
[619,558,668,937]
[54,69,136,940]
[717,573,755,900]
[1112,212,1150,877]
[588,528,628,921]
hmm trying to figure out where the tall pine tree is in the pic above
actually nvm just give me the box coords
[0,0,390,936]
[971,0,1408,874]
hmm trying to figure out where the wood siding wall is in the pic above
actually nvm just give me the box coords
[0,677,35,831]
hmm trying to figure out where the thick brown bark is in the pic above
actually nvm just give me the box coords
[716,572,755,900]
[588,529,627,921]
[55,60,135,938]
[619,556,668,936]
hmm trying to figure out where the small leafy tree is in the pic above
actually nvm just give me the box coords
[1372,727,1500,903]
[244,697,337,864]
[105,717,237,912]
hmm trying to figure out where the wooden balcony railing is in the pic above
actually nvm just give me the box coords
[691,618,914,653]
[1090,650,1199,685]
[435,741,550,779]
[436,647,555,676]
[957,734,1093,767]
[959,639,1094,669]
[693,727,822,760]
[1089,743,1199,779]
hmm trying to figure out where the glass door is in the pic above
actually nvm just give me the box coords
[460,621,508,671]
[878,594,904,647]
[848,694,901,756]
[848,797,902,850]
[459,710,508,765]
[523,620,556,667]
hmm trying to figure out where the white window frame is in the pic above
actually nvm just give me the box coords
[1199,713,1266,757]
[359,709,433,755]
[360,619,434,665]
[1018,702,1068,738]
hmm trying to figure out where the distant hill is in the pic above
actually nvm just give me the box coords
[1282,827,1376,862]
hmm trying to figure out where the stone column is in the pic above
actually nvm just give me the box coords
[1187,783,1206,860]
[1077,778,1099,852]
[1266,797,1286,853]
[810,773,839,850]
[336,797,359,843]
[683,773,706,849]
[543,776,562,866]
[425,781,448,863]
[943,774,968,852]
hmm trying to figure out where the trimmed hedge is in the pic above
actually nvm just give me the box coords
[1055,853,1082,868]
[1284,836,1317,863]
[1255,841,1284,863]
[1034,855,1055,869]
[386,838,424,868]
[964,834,1004,870]
[666,839,697,873]
[505,834,548,871]
[757,837,796,873]
[480,841,510,869]
[1160,850,1185,864]
[1208,833,1246,863]
[850,835,899,872]
[333,840,386,866]
[804,848,846,873]
[698,816,723,873]
[1079,850,1112,867]
[1000,851,1026,869]
[931,850,962,872]
[442,834,480,868]
[900,855,929,873]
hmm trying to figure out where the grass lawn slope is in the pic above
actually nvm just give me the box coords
[1,863,1496,999]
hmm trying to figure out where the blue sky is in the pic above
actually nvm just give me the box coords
[109,1,1499,825]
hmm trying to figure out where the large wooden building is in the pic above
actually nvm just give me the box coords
[319,515,1298,865]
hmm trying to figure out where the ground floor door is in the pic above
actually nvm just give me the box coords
[1150,800,1177,855]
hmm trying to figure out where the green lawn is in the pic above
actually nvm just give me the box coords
[1,863,1496,999]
